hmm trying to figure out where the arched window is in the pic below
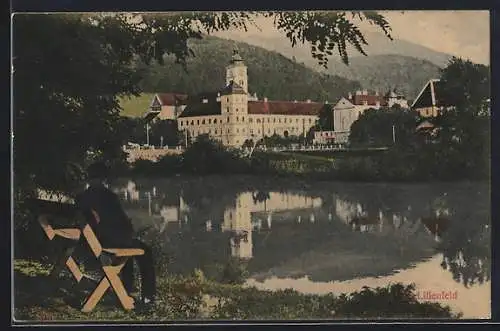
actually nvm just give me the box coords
[215,129,218,134]
[191,120,194,125]
[208,119,212,124]
[227,117,230,123]
[197,120,200,125]
[249,118,253,123]
[214,119,218,124]
[257,119,261,123]
[267,118,270,123]
[273,118,276,123]
[202,119,205,124]
[227,107,230,112]
[242,117,245,122]
[236,117,239,122]
[236,128,239,133]
[236,108,239,112]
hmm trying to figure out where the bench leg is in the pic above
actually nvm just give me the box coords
[81,258,135,312]
[50,246,79,279]
[102,259,135,310]
[81,276,111,312]
[66,257,84,282]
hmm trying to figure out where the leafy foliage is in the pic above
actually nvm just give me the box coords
[349,106,420,148]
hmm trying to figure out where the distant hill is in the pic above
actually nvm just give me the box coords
[136,36,362,104]
[321,55,442,100]
[214,31,451,99]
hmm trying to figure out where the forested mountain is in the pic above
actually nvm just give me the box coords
[321,55,442,100]
[136,36,361,103]
[214,31,448,100]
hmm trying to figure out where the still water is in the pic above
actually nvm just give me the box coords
[112,175,491,319]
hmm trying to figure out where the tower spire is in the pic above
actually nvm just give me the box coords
[231,45,243,63]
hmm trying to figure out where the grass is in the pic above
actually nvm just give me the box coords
[13,258,461,322]
[119,93,156,118]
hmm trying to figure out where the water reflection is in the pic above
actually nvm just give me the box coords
[112,178,490,297]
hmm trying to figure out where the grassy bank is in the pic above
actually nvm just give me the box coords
[124,135,488,183]
[14,259,460,322]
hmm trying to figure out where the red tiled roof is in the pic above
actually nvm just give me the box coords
[248,100,323,116]
[349,94,386,107]
[156,93,188,106]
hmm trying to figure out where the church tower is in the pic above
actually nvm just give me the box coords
[226,48,248,93]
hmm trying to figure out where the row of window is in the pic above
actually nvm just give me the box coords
[188,126,305,137]
[317,131,335,137]
[179,116,314,127]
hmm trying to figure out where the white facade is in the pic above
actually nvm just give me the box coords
[333,97,379,144]
[177,50,320,147]
[332,89,408,144]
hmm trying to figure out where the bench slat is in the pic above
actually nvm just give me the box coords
[53,228,81,240]
[102,248,145,257]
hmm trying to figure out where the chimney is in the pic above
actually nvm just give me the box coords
[293,100,298,103]
[348,92,352,99]
[264,97,268,103]
[325,100,329,104]
[355,90,361,96]
[362,90,368,96]
[202,98,208,104]
[375,90,379,96]
[306,99,311,103]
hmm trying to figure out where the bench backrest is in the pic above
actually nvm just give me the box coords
[38,215,56,240]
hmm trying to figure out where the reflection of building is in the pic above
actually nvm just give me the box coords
[334,196,365,224]
[221,191,323,259]
[121,180,139,201]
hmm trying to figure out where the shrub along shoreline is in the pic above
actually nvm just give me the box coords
[14,259,461,321]
[126,135,489,183]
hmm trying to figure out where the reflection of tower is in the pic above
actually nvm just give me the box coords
[222,193,253,259]
[126,180,139,201]
[334,195,364,224]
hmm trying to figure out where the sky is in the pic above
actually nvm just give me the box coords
[213,11,490,65]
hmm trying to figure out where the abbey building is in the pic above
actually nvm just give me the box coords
[174,50,323,147]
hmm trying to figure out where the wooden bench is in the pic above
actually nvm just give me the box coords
[28,198,86,282]
[79,210,145,312]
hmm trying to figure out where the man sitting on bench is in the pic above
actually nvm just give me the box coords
[75,161,157,307]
